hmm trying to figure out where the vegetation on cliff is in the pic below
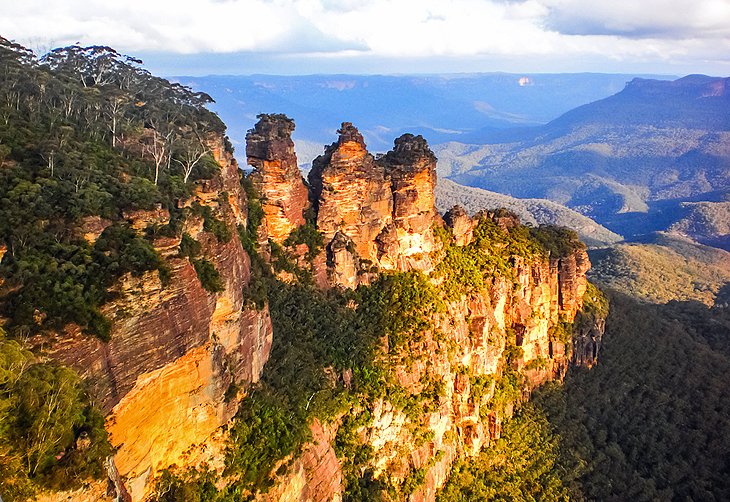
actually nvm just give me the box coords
[0,37,227,339]
[0,329,111,500]
[0,38,240,501]
[435,211,585,300]
[151,197,593,500]
[438,401,569,501]
[437,283,730,500]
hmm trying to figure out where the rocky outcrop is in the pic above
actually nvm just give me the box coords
[307,124,439,287]
[309,123,392,270]
[377,133,439,272]
[246,114,309,243]
[443,205,474,246]
[41,132,273,501]
[257,420,343,502]
[264,207,598,502]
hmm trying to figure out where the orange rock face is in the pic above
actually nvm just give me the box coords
[307,124,440,287]
[377,133,439,272]
[309,123,392,268]
[246,114,309,243]
[265,227,596,502]
[44,131,273,501]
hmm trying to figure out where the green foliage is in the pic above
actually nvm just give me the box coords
[151,467,220,502]
[225,388,311,492]
[436,215,587,301]
[224,270,448,497]
[438,402,570,502]
[284,222,324,262]
[525,356,549,371]
[436,218,532,299]
[529,225,585,259]
[0,38,229,339]
[536,292,730,501]
[357,271,442,350]
[589,235,730,306]
[0,331,111,500]
[581,282,609,319]
[178,232,202,258]
[469,374,494,405]
[193,258,224,293]
[548,321,573,346]
[401,467,427,496]
[194,203,232,243]
[238,175,271,309]
[2,222,167,339]
[490,367,524,415]
[241,175,264,239]
[572,282,608,340]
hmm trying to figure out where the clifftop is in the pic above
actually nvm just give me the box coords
[304,122,439,286]
[381,132,438,167]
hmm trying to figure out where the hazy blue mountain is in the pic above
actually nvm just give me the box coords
[175,73,672,152]
[441,75,730,241]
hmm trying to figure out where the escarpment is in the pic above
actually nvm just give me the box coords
[238,120,605,502]
[40,132,273,501]
[22,111,603,502]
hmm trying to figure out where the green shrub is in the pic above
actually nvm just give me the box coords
[284,222,324,262]
[225,388,310,493]
[193,258,225,293]
[179,233,202,258]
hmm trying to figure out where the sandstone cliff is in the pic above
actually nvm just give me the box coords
[34,116,603,502]
[246,114,309,243]
[263,215,596,501]
[39,132,273,501]
[243,123,603,501]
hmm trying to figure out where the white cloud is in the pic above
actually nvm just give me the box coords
[1,0,728,73]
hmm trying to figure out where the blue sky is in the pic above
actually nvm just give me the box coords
[3,0,730,76]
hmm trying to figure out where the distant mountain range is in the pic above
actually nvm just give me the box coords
[440,75,730,245]
[175,73,672,152]
[180,72,728,250]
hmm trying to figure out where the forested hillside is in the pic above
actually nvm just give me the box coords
[0,37,231,498]
[437,285,730,501]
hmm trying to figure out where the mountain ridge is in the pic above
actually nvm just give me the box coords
[442,74,730,243]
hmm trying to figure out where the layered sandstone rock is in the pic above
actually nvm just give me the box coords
[443,205,474,246]
[257,419,343,502]
[42,132,273,501]
[377,133,438,271]
[307,124,439,287]
[266,211,599,501]
[246,114,308,243]
[309,123,392,268]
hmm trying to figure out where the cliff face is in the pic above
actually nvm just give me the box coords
[309,123,392,276]
[41,133,273,501]
[36,115,602,502]
[266,232,595,501]
[246,114,309,243]
[249,118,601,500]
[308,124,438,287]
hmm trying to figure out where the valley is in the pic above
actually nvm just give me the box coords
[0,34,728,502]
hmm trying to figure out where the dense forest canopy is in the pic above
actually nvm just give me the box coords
[0,37,227,339]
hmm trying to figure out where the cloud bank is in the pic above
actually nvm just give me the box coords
[2,0,729,74]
